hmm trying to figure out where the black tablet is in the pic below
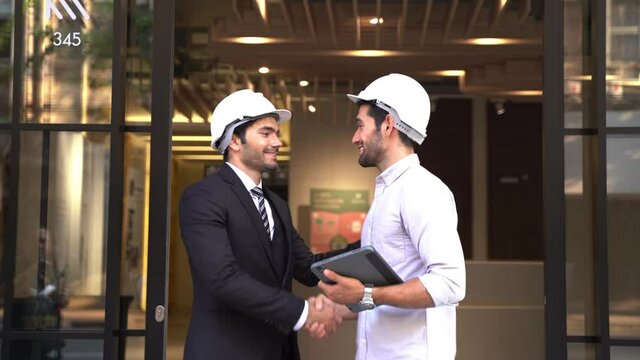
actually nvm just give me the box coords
[311,246,403,286]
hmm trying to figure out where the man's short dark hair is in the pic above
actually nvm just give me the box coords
[222,120,251,161]
[357,101,417,149]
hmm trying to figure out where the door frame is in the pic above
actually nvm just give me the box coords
[144,0,175,358]
[0,0,175,358]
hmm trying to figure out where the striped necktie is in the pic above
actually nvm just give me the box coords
[251,187,271,239]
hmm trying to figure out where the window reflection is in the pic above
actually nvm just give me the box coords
[565,135,598,336]
[121,133,150,330]
[564,0,588,129]
[607,135,640,338]
[21,0,113,123]
[607,0,640,127]
[0,0,13,123]
[0,133,10,322]
[125,1,153,123]
[15,131,109,332]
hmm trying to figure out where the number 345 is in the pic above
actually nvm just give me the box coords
[52,32,81,47]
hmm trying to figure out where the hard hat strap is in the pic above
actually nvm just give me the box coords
[372,100,426,145]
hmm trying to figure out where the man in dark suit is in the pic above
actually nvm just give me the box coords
[179,89,355,360]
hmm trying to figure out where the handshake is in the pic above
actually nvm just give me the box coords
[303,294,350,339]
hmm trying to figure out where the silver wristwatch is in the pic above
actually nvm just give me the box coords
[359,284,376,311]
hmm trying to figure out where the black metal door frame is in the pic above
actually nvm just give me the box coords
[0,0,174,358]
[544,0,640,359]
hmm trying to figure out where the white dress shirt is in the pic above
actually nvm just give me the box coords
[226,162,309,331]
[356,154,466,360]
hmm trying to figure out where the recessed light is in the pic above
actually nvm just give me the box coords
[462,38,520,45]
[436,70,465,77]
[369,17,384,25]
[338,50,400,57]
[258,66,270,74]
[308,105,317,113]
[228,37,281,44]
[299,80,309,87]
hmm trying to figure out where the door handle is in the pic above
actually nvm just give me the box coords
[155,305,165,323]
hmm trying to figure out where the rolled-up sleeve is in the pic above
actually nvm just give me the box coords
[401,184,466,307]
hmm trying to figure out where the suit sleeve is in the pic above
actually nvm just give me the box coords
[179,186,304,334]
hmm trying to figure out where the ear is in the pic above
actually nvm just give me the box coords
[227,134,242,152]
[383,114,394,135]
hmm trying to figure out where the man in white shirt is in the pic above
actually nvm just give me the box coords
[318,74,466,360]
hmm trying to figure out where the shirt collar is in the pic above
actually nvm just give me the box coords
[226,162,263,192]
[377,154,419,187]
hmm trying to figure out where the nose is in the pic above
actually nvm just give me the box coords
[272,135,283,148]
[351,131,359,145]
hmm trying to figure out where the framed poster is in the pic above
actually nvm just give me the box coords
[309,189,368,253]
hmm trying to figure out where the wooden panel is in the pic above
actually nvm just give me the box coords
[417,98,473,259]
[488,101,543,260]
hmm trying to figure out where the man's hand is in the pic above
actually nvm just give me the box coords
[304,294,342,339]
[317,269,365,305]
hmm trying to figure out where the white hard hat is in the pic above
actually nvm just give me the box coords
[210,89,291,153]
[347,73,430,145]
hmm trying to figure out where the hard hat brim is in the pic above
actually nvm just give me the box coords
[346,94,372,104]
[271,109,292,123]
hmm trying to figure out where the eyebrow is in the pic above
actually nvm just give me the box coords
[258,125,278,132]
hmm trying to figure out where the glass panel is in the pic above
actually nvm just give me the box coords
[568,343,597,360]
[565,135,598,336]
[121,133,149,330]
[125,1,153,123]
[611,346,640,359]
[21,0,113,123]
[0,133,9,323]
[125,336,145,360]
[564,0,590,129]
[14,131,109,330]
[607,0,640,127]
[607,135,640,338]
[10,339,103,359]
[0,0,13,123]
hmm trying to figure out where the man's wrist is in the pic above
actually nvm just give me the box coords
[359,284,376,310]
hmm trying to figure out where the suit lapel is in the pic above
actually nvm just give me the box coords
[221,165,279,279]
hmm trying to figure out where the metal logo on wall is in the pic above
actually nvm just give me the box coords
[45,0,90,20]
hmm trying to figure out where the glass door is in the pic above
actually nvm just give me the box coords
[0,0,174,358]
[545,0,640,359]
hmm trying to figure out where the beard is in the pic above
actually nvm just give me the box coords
[357,134,383,168]
[241,144,279,172]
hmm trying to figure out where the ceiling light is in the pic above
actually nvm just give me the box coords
[507,90,543,96]
[258,66,270,74]
[172,136,211,142]
[437,70,465,77]
[308,105,317,113]
[369,17,384,25]
[229,37,280,44]
[464,38,515,45]
[339,50,400,57]
[299,80,309,87]
[172,146,216,152]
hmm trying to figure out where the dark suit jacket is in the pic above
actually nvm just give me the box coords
[179,164,358,360]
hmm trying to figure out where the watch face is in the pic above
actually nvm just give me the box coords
[359,301,375,310]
